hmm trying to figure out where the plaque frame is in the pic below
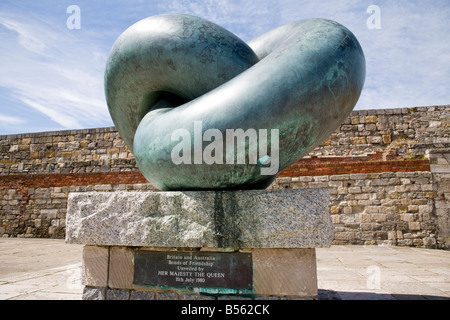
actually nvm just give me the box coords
[133,250,253,290]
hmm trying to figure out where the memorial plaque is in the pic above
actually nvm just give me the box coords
[134,250,252,289]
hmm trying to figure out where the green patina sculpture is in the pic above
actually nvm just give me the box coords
[105,14,365,190]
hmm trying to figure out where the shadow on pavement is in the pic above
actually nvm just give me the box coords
[318,289,450,300]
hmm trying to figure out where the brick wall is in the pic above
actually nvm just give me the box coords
[1,105,449,249]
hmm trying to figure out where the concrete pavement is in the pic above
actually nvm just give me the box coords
[0,238,83,300]
[316,244,450,300]
[0,238,449,300]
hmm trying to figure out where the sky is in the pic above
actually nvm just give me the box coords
[0,0,449,135]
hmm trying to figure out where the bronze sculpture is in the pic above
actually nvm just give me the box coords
[105,14,365,190]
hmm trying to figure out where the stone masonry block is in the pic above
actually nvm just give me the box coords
[83,287,106,300]
[106,289,130,300]
[365,115,378,123]
[130,290,156,300]
[109,246,134,289]
[409,222,421,231]
[82,246,108,287]
[252,248,317,297]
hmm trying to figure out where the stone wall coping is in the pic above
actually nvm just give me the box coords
[0,126,117,140]
[2,104,448,140]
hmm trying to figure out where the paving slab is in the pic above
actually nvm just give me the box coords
[316,245,450,300]
[0,238,449,300]
[0,238,83,300]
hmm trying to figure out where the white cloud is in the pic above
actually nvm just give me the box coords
[276,0,450,109]
[1,17,47,54]
[160,0,450,110]
[0,0,448,136]
[0,113,25,125]
[0,8,111,132]
[21,98,82,129]
[355,1,450,109]
[159,0,281,41]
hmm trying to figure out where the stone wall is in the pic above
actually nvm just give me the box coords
[270,171,437,248]
[429,149,450,249]
[1,105,449,249]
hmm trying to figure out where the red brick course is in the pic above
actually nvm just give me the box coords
[0,171,148,190]
[0,155,430,190]
[279,155,430,177]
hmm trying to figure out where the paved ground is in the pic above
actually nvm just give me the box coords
[0,238,449,300]
[316,244,450,300]
[0,238,83,300]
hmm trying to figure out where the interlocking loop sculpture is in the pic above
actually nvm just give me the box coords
[105,14,365,190]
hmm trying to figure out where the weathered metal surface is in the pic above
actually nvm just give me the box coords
[105,14,365,190]
[133,250,253,289]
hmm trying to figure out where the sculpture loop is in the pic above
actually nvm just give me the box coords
[105,14,365,190]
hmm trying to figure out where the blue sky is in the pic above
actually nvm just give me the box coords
[0,0,449,135]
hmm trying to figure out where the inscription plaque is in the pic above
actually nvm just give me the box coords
[134,251,252,289]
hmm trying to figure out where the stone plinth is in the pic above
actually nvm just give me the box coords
[66,189,333,299]
[66,189,333,248]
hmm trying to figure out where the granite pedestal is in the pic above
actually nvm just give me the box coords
[66,189,333,300]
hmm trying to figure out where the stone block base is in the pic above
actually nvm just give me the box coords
[66,189,333,300]
[82,246,318,300]
[66,189,333,248]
